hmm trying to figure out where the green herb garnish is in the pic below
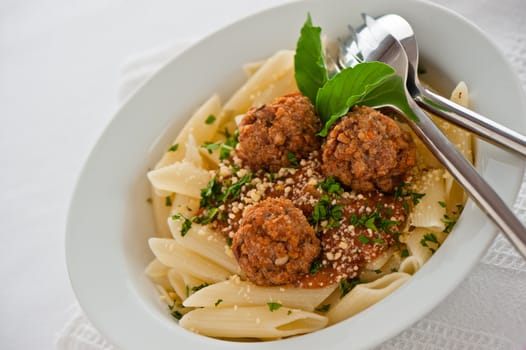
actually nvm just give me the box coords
[167,143,179,152]
[349,203,399,234]
[420,232,440,253]
[286,151,299,168]
[267,302,283,312]
[310,195,343,229]
[294,13,328,104]
[358,234,370,244]
[171,213,194,237]
[191,283,209,293]
[443,204,463,233]
[315,304,331,312]
[318,176,344,195]
[202,141,222,154]
[205,114,216,124]
[339,277,362,298]
[309,258,322,275]
[294,15,419,137]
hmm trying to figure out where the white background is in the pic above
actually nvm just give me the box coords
[1,0,525,349]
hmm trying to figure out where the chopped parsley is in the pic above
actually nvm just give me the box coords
[171,213,194,236]
[267,302,282,312]
[401,248,409,257]
[201,129,239,161]
[315,304,331,312]
[339,277,362,298]
[219,128,239,161]
[167,143,179,152]
[202,141,222,154]
[165,196,172,207]
[200,177,223,209]
[309,258,322,274]
[443,204,464,233]
[357,234,370,244]
[168,300,184,320]
[318,176,343,195]
[184,283,209,298]
[420,232,440,253]
[214,299,223,306]
[194,207,219,225]
[170,310,183,320]
[286,151,299,168]
[349,203,399,234]
[373,237,385,245]
[223,173,252,203]
[393,182,426,213]
[310,195,343,230]
[205,114,216,124]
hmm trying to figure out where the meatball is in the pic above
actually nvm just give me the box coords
[236,92,322,172]
[232,198,321,286]
[322,106,416,193]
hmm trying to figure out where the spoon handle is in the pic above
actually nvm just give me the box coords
[416,87,526,157]
[404,96,526,258]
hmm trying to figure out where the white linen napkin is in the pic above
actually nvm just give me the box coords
[56,4,526,349]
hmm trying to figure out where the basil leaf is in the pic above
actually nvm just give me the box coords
[355,74,418,122]
[294,14,328,104]
[295,14,419,137]
[316,63,394,131]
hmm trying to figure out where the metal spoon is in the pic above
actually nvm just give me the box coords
[361,15,526,258]
[351,14,526,157]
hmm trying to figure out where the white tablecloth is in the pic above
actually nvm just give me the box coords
[1,0,525,349]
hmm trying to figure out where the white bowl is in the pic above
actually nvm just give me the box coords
[66,0,526,349]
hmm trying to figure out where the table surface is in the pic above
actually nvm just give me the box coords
[1,0,525,349]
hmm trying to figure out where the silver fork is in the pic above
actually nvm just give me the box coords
[332,14,526,157]
[360,19,526,258]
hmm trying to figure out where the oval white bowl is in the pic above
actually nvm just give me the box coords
[66,0,526,349]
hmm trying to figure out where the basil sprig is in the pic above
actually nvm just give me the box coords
[294,14,418,136]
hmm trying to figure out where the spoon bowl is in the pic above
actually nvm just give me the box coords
[363,16,526,258]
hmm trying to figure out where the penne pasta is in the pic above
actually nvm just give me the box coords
[155,94,222,169]
[147,161,211,198]
[149,186,174,237]
[180,306,328,339]
[220,50,295,121]
[410,169,447,231]
[401,228,448,266]
[183,278,337,311]
[327,272,410,325]
[398,256,421,275]
[167,220,241,275]
[148,238,231,283]
[167,269,188,301]
[144,259,171,289]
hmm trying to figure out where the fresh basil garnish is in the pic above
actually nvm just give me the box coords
[294,14,419,136]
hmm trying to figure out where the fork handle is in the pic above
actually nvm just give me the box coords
[405,97,526,258]
[416,88,526,157]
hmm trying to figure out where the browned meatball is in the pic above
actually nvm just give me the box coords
[322,106,416,193]
[232,198,321,286]
[236,92,322,172]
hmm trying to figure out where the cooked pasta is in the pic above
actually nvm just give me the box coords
[179,306,328,339]
[144,28,472,341]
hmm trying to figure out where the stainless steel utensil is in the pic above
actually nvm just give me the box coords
[334,14,526,157]
[359,17,526,258]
